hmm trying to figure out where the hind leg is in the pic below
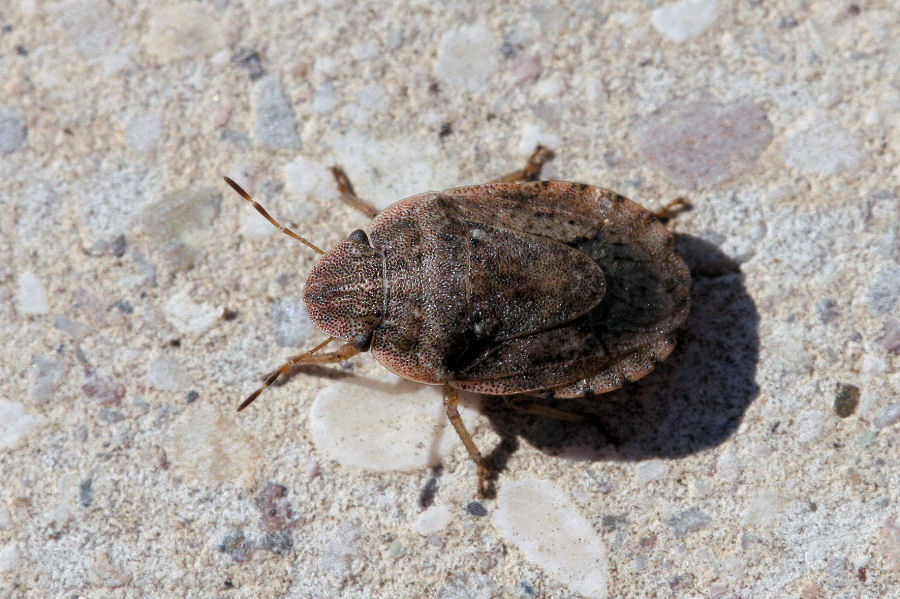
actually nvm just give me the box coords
[490,145,556,183]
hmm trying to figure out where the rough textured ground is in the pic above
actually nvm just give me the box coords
[1,1,898,598]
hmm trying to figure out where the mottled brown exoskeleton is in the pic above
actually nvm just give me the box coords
[225,147,690,497]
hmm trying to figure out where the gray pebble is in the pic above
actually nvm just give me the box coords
[666,506,712,538]
[29,356,67,403]
[816,298,839,324]
[602,514,628,531]
[667,572,696,591]
[261,530,293,554]
[218,530,253,562]
[54,316,91,340]
[873,403,900,429]
[253,75,301,150]
[79,478,94,506]
[233,48,266,81]
[867,266,900,315]
[438,572,497,599]
[100,409,124,424]
[518,579,537,598]
[0,105,27,155]
[877,319,900,354]
[115,299,133,314]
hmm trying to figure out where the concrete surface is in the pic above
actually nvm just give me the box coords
[1,1,898,597]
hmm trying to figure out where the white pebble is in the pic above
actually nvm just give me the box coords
[269,300,316,348]
[518,124,561,157]
[509,55,543,84]
[356,82,389,113]
[0,400,46,450]
[651,0,718,43]
[309,377,479,471]
[167,403,260,487]
[493,479,608,598]
[534,74,563,98]
[797,410,824,442]
[240,207,277,239]
[784,115,866,176]
[351,43,379,61]
[716,450,742,483]
[435,24,498,92]
[16,271,49,315]
[146,355,188,392]
[0,543,22,573]
[634,459,668,485]
[103,44,136,76]
[414,504,454,536]
[311,81,338,114]
[126,113,162,154]
[163,288,219,334]
[284,155,334,202]
[55,0,122,61]
[743,490,785,528]
[143,5,227,63]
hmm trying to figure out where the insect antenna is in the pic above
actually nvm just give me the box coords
[237,337,335,411]
[223,176,325,255]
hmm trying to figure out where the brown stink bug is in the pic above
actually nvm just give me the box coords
[224,147,690,496]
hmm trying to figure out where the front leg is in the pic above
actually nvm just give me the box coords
[237,339,360,411]
[330,166,380,218]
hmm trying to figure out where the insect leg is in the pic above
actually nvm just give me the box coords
[330,166,380,218]
[506,396,623,446]
[237,339,362,411]
[489,145,556,183]
[652,197,692,223]
[442,384,491,497]
[506,397,593,423]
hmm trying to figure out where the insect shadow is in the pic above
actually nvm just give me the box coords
[480,234,760,469]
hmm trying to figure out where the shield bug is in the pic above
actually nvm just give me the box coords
[225,147,690,496]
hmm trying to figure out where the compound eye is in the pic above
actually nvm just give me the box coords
[348,229,369,245]
[351,330,373,352]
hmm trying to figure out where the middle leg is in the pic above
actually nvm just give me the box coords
[443,384,491,497]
